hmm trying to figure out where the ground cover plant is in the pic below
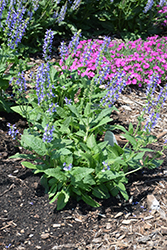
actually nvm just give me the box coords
[5,28,167,210]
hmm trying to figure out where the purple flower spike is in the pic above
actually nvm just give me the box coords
[42,124,54,143]
[7,123,19,139]
[143,0,154,13]
[43,29,54,61]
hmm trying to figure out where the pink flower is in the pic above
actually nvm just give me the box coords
[143,63,150,69]
[132,79,137,85]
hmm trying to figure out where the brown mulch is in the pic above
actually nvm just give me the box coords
[1,84,167,250]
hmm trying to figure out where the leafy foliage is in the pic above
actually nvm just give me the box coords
[9,56,165,210]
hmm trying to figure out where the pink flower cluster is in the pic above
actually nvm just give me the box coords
[60,35,167,87]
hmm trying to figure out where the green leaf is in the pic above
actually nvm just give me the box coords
[92,184,110,199]
[11,105,32,118]
[128,123,134,135]
[83,174,96,185]
[121,133,137,147]
[71,167,94,182]
[68,105,81,118]
[59,117,71,134]
[111,124,128,133]
[116,182,129,200]
[86,134,97,149]
[104,131,118,147]
[21,134,47,155]
[90,116,112,132]
[56,189,70,210]
[56,106,68,118]
[21,161,37,169]
[93,107,113,123]
[107,144,124,157]
[71,186,82,196]
[50,65,59,82]
[9,153,37,160]
[81,193,100,208]
[75,130,86,138]
[44,168,66,182]
[84,103,91,116]
[80,152,95,168]
[49,191,61,203]
[48,184,58,198]
[106,182,119,197]
[97,170,124,182]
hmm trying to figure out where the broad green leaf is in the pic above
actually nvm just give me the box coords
[68,105,81,118]
[89,116,112,132]
[93,107,113,123]
[104,131,118,147]
[48,184,58,198]
[56,189,70,210]
[59,148,72,155]
[83,174,96,185]
[71,186,82,196]
[49,191,61,203]
[80,152,95,168]
[98,141,108,150]
[106,156,126,166]
[21,134,47,155]
[56,106,68,118]
[50,65,59,82]
[71,167,94,182]
[11,105,32,118]
[59,117,71,134]
[28,108,42,121]
[106,182,119,197]
[116,182,129,200]
[121,133,137,147]
[92,184,110,199]
[9,153,37,160]
[86,134,97,149]
[81,193,100,208]
[48,177,58,186]
[75,130,86,138]
[110,124,128,133]
[107,144,124,157]
[44,168,66,182]
[97,170,124,182]
[0,96,11,112]
[21,161,37,169]
[77,181,91,191]
[84,103,91,116]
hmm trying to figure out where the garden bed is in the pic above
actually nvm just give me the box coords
[1,85,167,250]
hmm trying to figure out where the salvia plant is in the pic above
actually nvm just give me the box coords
[8,34,167,210]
